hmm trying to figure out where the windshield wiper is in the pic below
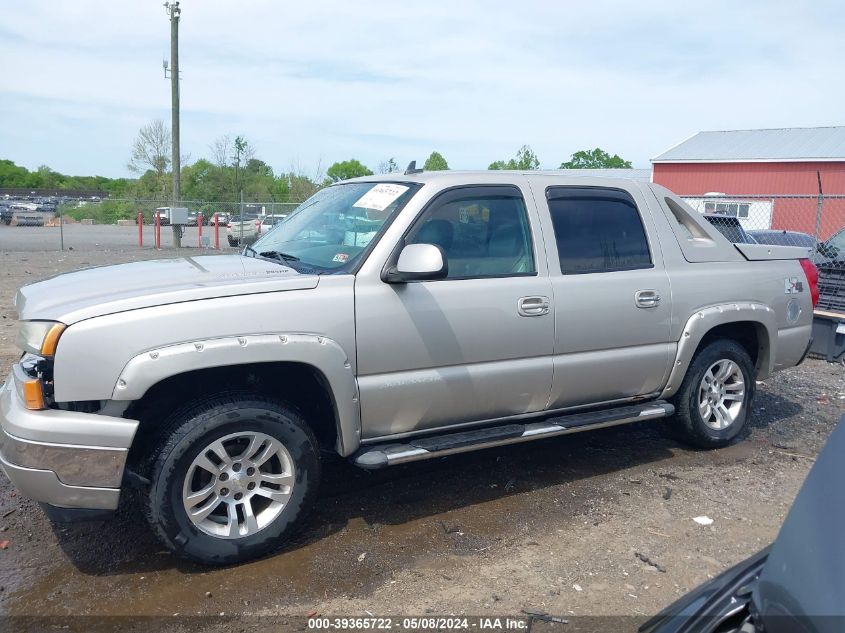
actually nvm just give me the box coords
[259,250,300,263]
[243,245,257,257]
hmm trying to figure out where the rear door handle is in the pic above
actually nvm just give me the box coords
[518,296,550,317]
[635,290,661,308]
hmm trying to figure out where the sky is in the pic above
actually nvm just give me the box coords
[1,1,843,179]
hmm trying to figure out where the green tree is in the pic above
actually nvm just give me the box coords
[243,158,277,201]
[423,151,449,171]
[233,135,252,195]
[128,119,170,176]
[286,173,320,201]
[559,148,632,169]
[326,159,373,183]
[377,157,399,174]
[0,159,32,187]
[488,145,540,170]
[272,176,292,201]
[128,119,171,198]
[181,159,221,201]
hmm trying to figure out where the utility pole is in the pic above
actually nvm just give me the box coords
[235,136,247,246]
[164,1,182,247]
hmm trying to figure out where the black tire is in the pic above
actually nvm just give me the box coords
[227,235,238,247]
[669,338,756,449]
[144,394,320,565]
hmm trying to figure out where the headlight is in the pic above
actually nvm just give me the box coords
[16,321,66,357]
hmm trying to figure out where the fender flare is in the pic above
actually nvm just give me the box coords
[111,333,360,455]
[660,302,777,400]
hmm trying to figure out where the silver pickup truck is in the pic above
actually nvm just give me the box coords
[0,171,817,565]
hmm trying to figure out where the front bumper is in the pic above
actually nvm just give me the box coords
[0,369,139,512]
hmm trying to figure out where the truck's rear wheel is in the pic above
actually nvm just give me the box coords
[227,236,238,247]
[144,395,320,565]
[670,338,755,449]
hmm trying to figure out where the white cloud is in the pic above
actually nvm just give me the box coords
[1,0,843,177]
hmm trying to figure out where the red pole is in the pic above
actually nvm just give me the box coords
[155,211,161,250]
[137,212,143,248]
[198,212,203,247]
[214,213,220,250]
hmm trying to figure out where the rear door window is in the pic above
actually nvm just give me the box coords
[546,187,652,274]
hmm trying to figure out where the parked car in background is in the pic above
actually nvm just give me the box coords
[260,213,288,230]
[808,226,845,363]
[641,415,845,633]
[226,214,287,246]
[185,211,210,226]
[703,214,757,244]
[749,229,817,251]
[154,207,171,226]
[211,212,231,225]
[225,213,260,246]
[0,174,816,565]
[9,204,44,226]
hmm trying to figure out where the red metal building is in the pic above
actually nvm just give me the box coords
[652,127,845,239]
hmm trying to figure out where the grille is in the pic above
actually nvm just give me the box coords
[817,266,845,313]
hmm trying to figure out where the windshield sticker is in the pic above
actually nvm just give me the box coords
[332,253,350,263]
[352,183,409,212]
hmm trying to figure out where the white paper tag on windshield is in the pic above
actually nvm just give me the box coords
[352,183,409,211]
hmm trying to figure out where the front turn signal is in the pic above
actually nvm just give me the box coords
[40,323,66,357]
[22,378,45,410]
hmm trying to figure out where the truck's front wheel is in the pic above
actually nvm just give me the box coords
[144,395,320,565]
[670,338,756,449]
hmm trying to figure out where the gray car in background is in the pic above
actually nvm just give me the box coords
[750,229,817,250]
[0,172,816,565]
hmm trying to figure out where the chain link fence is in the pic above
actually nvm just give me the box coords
[54,192,845,243]
[680,193,845,246]
[7,189,845,264]
[680,195,845,304]
[0,197,306,251]
[56,198,303,226]
[681,194,845,356]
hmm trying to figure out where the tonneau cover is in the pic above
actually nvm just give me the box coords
[734,243,810,260]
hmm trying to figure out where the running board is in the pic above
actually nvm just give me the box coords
[352,401,675,469]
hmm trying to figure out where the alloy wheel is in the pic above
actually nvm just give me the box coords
[697,359,746,430]
[182,431,295,539]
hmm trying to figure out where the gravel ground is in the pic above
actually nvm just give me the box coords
[0,247,841,628]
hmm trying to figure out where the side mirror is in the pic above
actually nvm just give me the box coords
[384,243,448,283]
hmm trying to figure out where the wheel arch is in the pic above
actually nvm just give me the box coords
[117,334,360,458]
[661,303,776,400]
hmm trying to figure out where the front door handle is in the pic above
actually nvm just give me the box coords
[635,290,661,308]
[518,296,550,317]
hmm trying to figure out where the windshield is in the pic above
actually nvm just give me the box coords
[250,182,419,272]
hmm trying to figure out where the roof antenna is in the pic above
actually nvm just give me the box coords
[404,160,423,175]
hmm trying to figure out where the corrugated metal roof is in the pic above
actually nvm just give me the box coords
[653,126,845,163]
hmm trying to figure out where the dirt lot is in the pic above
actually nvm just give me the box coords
[0,246,841,629]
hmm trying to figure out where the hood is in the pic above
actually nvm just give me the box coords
[14,255,319,323]
[752,415,845,630]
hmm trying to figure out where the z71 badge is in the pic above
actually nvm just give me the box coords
[785,277,804,294]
